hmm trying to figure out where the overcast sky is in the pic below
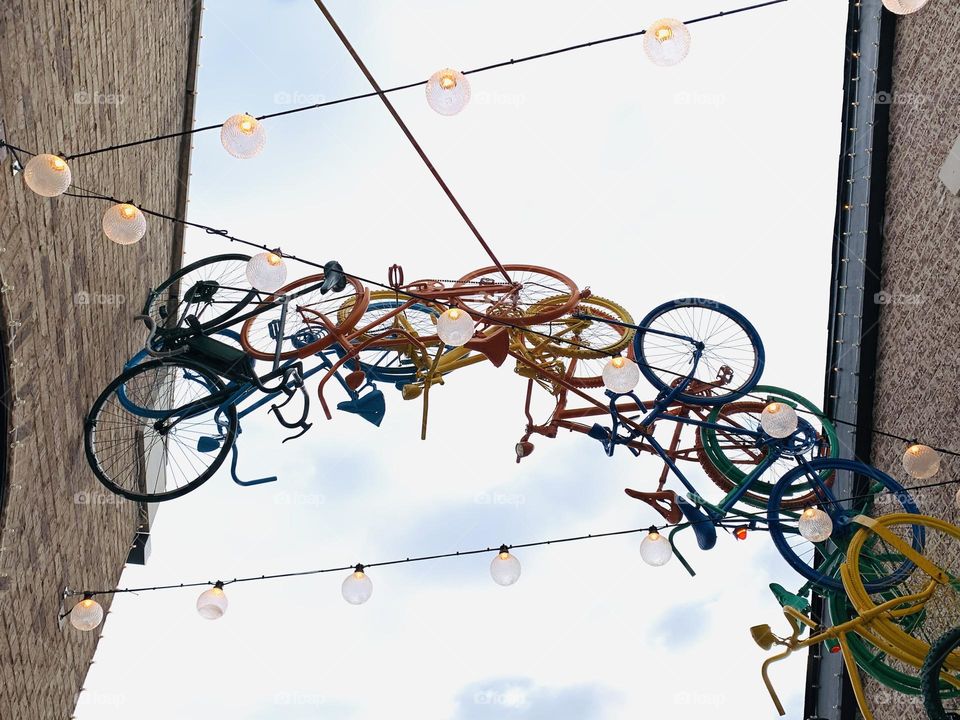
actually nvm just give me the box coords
[77,1,848,718]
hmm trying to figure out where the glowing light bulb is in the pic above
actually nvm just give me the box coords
[436,307,476,346]
[881,0,930,14]
[221,113,266,158]
[602,355,640,394]
[902,443,940,480]
[23,153,72,196]
[246,251,288,293]
[196,582,228,620]
[798,507,833,543]
[490,546,522,586]
[342,565,373,605]
[640,527,672,566]
[760,402,798,439]
[69,594,104,631]
[643,19,691,67]
[426,68,471,115]
[102,203,147,245]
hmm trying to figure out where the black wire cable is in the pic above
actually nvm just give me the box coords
[59,0,788,161]
[67,473,960,599]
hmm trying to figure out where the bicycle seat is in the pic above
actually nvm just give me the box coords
[676,496,717,551]
[320,260,347,294]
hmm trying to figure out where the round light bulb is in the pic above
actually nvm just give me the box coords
[798,507,833,543]
[760,402,799,439]
[196,584,228,620]
[69,596,104,631]
[640,528,672,566]
[221,113,266,158]
[23,154,72,197]
[643,19,691,67]
[102,203,147,245]
[902,443,940,480]
[426,68,471,115]
[490,548,521,586]
[246,252,288,293]
[342,567,373,605]
[881,0,930,14]
[436,307,476,346]
[602,356,640,394]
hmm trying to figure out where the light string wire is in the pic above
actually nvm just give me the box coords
[0,152,954,460]
[67,473,960,600]
[60,0,789,161]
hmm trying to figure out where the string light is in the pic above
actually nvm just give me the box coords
[342,565,373,605]
[23,153,72,196]
[245,251,288,293]
[196,582,229,620]
[643,18,691,66]
[436,307,476,346]
[760,402,798,439]
[69,594,104,632]
[60,476,960,616]
[102,203,147,245]
[426,68,471,115]
[798,507,833,543]
[489,545,522,586]
[220,113,266,159]
[640,526,673,566]
[602,355,640,394]
[902,443,940,480]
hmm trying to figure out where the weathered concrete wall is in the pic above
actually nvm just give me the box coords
[0,2,198,717]
[867,2,960,718]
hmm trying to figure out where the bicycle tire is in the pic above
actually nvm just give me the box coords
[453,265,579,327]
[84,358,237,502]
[633,298,764,406]
[922,627,960,720]
[142,253,256,335]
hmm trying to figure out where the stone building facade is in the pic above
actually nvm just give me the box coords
[0,2,200,717]
[865,1,960,718]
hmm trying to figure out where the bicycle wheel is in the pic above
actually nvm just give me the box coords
[696,385,837,509]
[633,298,764,406]
[519,294,634,388]
[239,272,368,361]
[767,459,921,594]
[453,265,579,327]
[84,358,238,502]
[142,253,256,334]
[922,627,960,720]
[845,514,960,671]
[828,590,933,697]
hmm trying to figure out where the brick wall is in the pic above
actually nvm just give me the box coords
[866,2,960,718]
[0,2,198,717]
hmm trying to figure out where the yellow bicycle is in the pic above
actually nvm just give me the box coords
[752,513,960,720]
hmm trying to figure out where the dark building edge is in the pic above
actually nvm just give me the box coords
[806,1,897,718]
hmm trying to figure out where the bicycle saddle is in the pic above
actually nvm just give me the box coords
[676,496,718,551]
[320,260,347,294]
